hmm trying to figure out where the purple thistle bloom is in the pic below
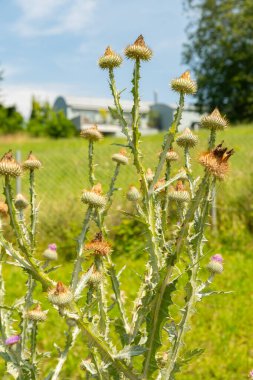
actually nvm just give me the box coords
[48,243,57,251]
[211,254,223,263]
[249,370,253,378]
[5,335,20,346]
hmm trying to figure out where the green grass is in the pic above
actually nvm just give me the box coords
[0,125,253,379]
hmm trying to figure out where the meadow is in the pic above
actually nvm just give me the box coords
[0,125,252,379]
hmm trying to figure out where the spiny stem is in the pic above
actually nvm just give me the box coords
[208,128,216,150]
[30,321,38,364]
[101,162,120,222]
[29,169,37,251]
[88,141,95,186]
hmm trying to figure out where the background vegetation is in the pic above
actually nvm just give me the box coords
[0,124,252,379]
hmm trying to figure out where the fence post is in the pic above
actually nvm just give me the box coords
[16,150,22,194]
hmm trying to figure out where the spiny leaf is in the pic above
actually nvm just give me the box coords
[115,345,147,360]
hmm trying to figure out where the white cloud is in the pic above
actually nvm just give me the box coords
[14,0,97,37]
[1,83,78,118]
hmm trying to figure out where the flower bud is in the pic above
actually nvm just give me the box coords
[48,282,73,306]
[126,186,141,202]
[5,335,20,346]
[171,71,197,95]
[146,168,154,183]
[81,183,106,208]
[201,108,228,130]
[176,128,198,148]
[22,152,41,170]
[88,269,103,285]
[80,125,103,142]
[43,243,58,261]
[125,35,152,61]
[26,304,47,322]
[0,150,22,177]
[166,150,179,162]
[15,193,29,211]
[112,149,128,165]
[168,181,190,203]
[207,254,224,274]
[98,46,123,70]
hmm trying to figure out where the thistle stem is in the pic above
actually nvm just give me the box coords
[29,169,37,251]
[88,140,95,186]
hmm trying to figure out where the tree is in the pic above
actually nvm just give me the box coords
[27,97,77,138]
[183,0,253,122]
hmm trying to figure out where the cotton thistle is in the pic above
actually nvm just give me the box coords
[176,128,198,148]
[5,335,21,346]
[98,46,123,70]
[26,304,47,322]
[43,243,58,261]
[22,151,41,170]
[168,180,190,203]
[166,149,179,162]
[112,149,129,165]
[207,254,224,274]
[80,125,103,142]
[14,193,29,211]
[0,150,22,177]
[125,35,152,61]
[127,185,141,202]
[201,108,228,130]
[48,282,73,306]
[82,183,106,208]
[199,142,234,180]
[85,233,112,256]
[171,70,197,95]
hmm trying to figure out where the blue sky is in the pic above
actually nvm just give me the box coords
[0,0,190,117]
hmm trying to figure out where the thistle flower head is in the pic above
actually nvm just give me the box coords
[154,178,166,193]
[127,185,141,202]
[176,128,198,148]
[81,183,106,208]
[125,35,152,61]
[89,268,103,285]
[0,201,8,217]
[5,335,20,346]
[146,168,154,183]
[201,108,228,130]
[43,243,58,261]
[14,193,29,211]
[22,152,42,170]
[112,149,129,165]
[80,125,103,142]
[171,71,197,95]
[166,149,179,162]
[0,150,22,177]
[168,180,190,203]
[199,142,234,180]
[98,46,123,69]
[207,254,224,274]
[26,304,47,322]
[84,233,112,256]
[48,282,73,306]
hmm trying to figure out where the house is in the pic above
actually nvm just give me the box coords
[53,96,201,135]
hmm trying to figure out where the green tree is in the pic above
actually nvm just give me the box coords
[27,97,76,138]
[183,0,253,122]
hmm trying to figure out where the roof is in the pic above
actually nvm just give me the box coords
[59,96,153,113]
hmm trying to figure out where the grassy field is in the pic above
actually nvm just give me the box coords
[0,125,253,379]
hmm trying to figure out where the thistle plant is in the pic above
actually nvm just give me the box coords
[0,35,234,380]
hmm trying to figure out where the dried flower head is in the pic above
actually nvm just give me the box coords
[82,183,106,208]
[125,35,152,61]
[154,178,166,193]
[80,125,103,142]
[168,181,190,203]
[43,243,58,261]
[127,185,141,202]
[207,254,224,274]
[0,150,22,177]
[199,142,234,180]
[26,304,47,322]
[171,71,197,95]
[5,335,20,346]
[201,108,228,130]
[98,46,123,69]
[85,233,112,256]
[0,201,8,217]
[15,193,29,211]
[112,149,129,165]
[22,152,42,170]
[146,168,154,183]
[166,149,179,162]
[48,282,73,306]
[176,128,198,148]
